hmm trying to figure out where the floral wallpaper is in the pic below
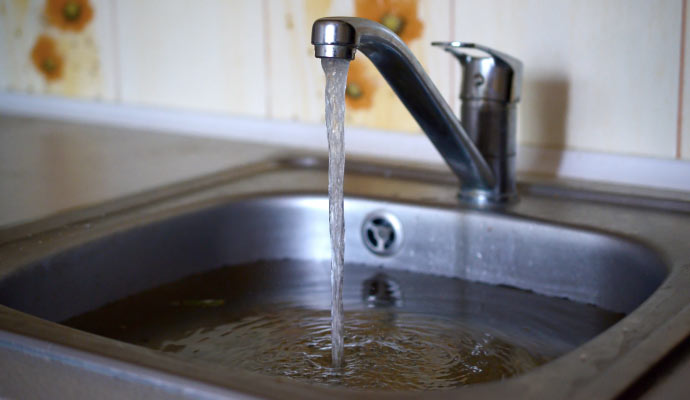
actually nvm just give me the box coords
[30,0,94,81]
[30,34,62,81]
[0,0,687,159]
[43,0,92,31]
[346,0,424,111]
[1,0,107,98]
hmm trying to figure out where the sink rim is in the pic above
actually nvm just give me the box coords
[1,155,689,399]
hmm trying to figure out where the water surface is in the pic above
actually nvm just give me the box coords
[64,260,623,391]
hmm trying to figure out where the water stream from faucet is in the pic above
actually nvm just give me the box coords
[321,58,350,368]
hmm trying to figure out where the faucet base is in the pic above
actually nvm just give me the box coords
[458,188,518,207]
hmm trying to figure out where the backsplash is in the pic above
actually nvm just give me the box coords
[1,0,688,160]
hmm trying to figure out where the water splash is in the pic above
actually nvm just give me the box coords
[155,306,549,391]
[321,58,350,367]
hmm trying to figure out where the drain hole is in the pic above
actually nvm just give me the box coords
[366,229,379,248]
[361,211,403,256]
[362,273,403,307]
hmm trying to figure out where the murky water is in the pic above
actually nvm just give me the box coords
[64,261,623,391]
[138,307,545,390]
[322,58,350,367]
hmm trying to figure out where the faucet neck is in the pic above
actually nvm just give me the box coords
[312,17,521,205]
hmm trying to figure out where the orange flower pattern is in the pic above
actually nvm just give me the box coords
[347,0,423,110]
[354,0,423,43]
[345,59,376,110]
[44,0,93,32]
[31,35,64,81]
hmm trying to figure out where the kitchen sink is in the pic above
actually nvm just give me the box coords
[1,155,689,399]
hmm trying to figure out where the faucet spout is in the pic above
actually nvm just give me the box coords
[312,17,498,202]
[311,18,357,60]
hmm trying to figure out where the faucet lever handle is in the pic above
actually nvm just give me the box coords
[432,42,523,103]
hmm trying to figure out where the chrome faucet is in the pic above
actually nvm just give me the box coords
[311,17,522,205]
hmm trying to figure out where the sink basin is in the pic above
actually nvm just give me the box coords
[1,156,689,399]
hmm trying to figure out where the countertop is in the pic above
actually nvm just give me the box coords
[0,114,282,229]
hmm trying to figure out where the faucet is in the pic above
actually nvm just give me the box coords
[311,17,522,205]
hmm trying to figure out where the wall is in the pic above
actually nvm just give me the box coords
[0,0,688,161]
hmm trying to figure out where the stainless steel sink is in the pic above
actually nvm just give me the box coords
[1,156,689,399]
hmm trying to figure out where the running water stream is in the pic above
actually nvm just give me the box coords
[321,58,350,367]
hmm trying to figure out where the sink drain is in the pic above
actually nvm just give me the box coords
[361,211,403,256]
[362,272,403,307]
